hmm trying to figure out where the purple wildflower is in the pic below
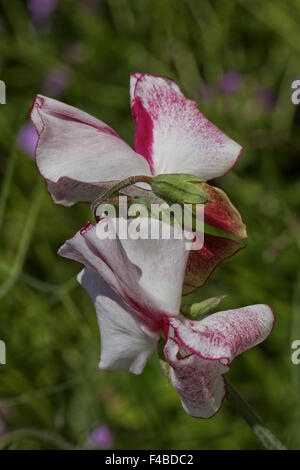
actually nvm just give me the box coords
[86,425,115,449]
[219,71,243,94]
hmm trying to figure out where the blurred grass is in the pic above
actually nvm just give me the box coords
[0,0,300,449]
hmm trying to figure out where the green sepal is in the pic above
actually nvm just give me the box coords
[160,360,171,381]
[157,337,166,362]
[157,338,171,380]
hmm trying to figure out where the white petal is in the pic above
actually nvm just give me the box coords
[169,305,274,361]
[31,95,151,206]
[131,73,242,180]
[58,218,189,324]
[78,268,159,375]
[164,335,228,418]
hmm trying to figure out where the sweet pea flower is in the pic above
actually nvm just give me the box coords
[31,73,246,293]
[58,217,274,418]
[31,72,243,206]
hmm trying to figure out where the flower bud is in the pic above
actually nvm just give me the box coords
[181,295,227,320]
[151,174,208,205]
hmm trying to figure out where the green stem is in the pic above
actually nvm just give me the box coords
[91,175,153,221]
[226,380,286,450]
[0,428,77,450]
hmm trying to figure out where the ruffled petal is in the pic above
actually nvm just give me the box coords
[202,184,247,239]
[182,183,247,294]
[131,73,242,178]
[165,305,274,417]
[58,217,189,329]
[130,72,143,109]
[183,236,244,295]
[169,305,274,361]
[164,336,228,418]
[79,268,158,375]
[31,95,151,206]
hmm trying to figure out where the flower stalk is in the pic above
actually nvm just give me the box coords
[91,175,153,220]
[226,380,287,450]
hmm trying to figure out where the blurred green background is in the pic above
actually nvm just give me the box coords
[0,0,300,450]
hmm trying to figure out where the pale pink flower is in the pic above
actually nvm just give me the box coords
[58,217,274,418]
